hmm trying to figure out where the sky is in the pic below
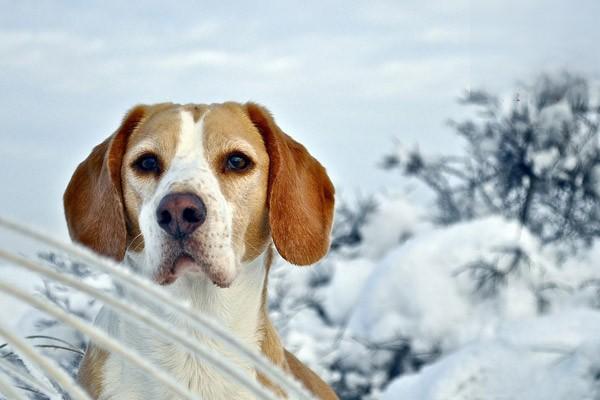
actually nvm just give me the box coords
[1,0,599,237]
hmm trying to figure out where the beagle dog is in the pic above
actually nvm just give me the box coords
[63,102,337,399]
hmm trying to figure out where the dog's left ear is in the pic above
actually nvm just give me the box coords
[63,105,148,261]
[245,102,335,265]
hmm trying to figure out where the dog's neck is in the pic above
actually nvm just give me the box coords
[96,251,272,399]
[124,249,269,349]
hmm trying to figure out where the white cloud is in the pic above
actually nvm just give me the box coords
[374,56,471,96]
[155,50,239,69]
[421,27,471,45]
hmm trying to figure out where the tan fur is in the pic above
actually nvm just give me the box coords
[121,104,191,251]
[202,103,272,262]
[258,320,290,398]
[284,350,338,400]
[258,247,338,399]
[64,103,177,259]
[257,247,289,396]
[245,103,335,266]
[66,102,338,399]
[78,345,108,399]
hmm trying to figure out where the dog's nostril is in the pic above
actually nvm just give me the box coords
[182,207,201,223]
[159,210,172,225]
[156,192,207,238]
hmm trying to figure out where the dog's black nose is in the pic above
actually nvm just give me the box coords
[156,193,206,239]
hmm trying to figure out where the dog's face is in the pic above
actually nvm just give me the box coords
[121,104,270,287]
[64,102,334,288]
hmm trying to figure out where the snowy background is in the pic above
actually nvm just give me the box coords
[1,1,600,400]
[267,72,600,399]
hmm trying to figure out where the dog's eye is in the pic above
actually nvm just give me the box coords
[133,154,161,174]
[225,152,252,172]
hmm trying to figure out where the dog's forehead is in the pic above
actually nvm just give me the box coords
[127,103,264,152]
[127,105,184,152]
[202,103,265,153]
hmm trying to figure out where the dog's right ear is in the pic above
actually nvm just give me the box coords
[63,105,148,261]
[244,102,335,266]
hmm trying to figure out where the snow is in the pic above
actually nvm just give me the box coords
[322,257,374,324]
[530,147,559,174]
[538,100,573,134]
[347,217,542,350]
[271,196,600,398]
[0,265,43,332]
[358,194,430,259]
[382,310,600,400]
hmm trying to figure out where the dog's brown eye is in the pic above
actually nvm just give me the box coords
[134,154,161,174]
[225,153,252,172]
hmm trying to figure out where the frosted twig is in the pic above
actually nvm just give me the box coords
[0,357,58,397]
[0,370,28,400]
[0,319,91,400]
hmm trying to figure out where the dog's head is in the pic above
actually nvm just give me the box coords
[64,102,334,288]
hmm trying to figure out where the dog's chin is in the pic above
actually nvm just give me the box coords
[154,253,234,288]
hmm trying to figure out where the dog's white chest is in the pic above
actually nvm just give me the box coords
[100,339,256,400]
[96,255,266,400]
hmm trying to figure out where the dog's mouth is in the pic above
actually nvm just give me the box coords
[154,251,234,288]
[155,253,197,286]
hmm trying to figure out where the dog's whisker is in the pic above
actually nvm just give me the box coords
[125,233,144,254]
[228,232,267,255]
[131,240,145,253]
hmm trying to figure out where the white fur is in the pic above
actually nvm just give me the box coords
[95,110,267,400]
[137,110,237,284]
[96,254,266,400]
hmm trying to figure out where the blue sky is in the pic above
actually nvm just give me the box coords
[1,0,599,236]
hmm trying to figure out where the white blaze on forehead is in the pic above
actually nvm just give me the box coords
[134,109,237,285]
[168,110,229,216]
[175,110,207,165]
[156,109,213,195]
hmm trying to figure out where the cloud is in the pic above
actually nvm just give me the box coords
[374,56,472,96]
[155,50,239,69]
[420,27,471,45]
[0,30,104,63]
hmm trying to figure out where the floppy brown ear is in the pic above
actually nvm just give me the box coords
[245,102,335,265]
[63,105,148,261]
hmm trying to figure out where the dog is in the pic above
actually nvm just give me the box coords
[63,102,337,399]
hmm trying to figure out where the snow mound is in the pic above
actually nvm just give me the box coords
[358,194,430,259]
[347,216,544,352]
[382,310,600,400]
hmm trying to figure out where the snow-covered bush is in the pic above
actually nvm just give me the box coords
[383,72,600,248]
[272,209,600,398]
[0,253,110,399]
